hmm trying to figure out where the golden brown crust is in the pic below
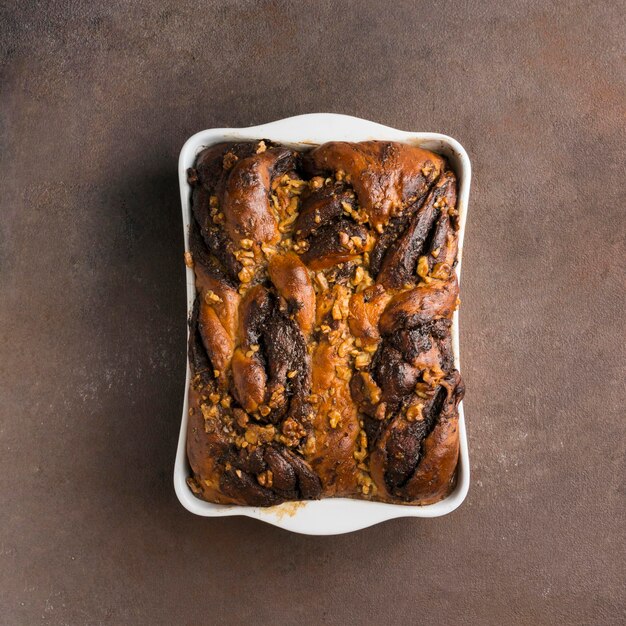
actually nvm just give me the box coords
[348,285,391,347]
[267,252,315,337]
[185,140,464,506]
[221,147,296,246]
[303,141,444,231]
[379,275,459,335]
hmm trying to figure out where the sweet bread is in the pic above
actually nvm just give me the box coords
[185,140,464,506]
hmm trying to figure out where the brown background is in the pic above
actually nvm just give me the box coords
[1,1,625,624]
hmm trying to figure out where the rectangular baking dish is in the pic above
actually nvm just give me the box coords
[174,113,471,535]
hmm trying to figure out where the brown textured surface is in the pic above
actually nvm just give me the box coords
[1,1,624,624]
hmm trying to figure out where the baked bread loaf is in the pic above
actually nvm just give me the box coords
[185,139,465,506]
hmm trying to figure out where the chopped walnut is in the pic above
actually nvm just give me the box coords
[315,272,329,291]
[204,290,222,304]
[238,267,254,283]
[417,256,430,281]
[406,404,424,422]
[328,410,341,429]
[354,353,371,369]
[332,301,343,320]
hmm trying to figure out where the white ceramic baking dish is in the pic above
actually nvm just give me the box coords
[174,113,471,535]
